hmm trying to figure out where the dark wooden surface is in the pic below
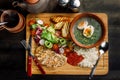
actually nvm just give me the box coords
[0,0,120,80]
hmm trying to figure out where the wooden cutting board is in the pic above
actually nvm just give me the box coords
[26,13,108,75]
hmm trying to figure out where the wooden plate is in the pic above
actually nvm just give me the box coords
[26,13,108,75]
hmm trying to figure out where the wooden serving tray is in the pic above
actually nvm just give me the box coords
[26,13,108,75]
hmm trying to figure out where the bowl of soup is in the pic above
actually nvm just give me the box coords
[70,13,106,48]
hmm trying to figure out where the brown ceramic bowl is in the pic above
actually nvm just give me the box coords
[70,13,106,48]
[0,10,25,33]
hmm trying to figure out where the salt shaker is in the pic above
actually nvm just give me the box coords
[58,0,81,12]
[68,0,81,12]
[58,0,70,7]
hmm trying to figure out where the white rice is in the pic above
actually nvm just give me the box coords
[74,46,98,68]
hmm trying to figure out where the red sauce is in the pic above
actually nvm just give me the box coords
[67,52,84,66]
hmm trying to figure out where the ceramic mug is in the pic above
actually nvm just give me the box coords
[0,10,25,33]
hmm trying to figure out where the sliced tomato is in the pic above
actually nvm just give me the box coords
[44,23,49,27]
[28,19,36,26]
[52,44,59,52]
[65,48,71,53]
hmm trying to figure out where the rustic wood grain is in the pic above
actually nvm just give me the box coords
[26,13,108,75]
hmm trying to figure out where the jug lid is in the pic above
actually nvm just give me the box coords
[25,0,39,4]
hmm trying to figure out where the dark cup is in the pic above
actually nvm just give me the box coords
[0,10,25,33]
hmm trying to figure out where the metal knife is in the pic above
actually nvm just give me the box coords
[28,35,46,75]
[21,36,46,76]
[27,35,32,77]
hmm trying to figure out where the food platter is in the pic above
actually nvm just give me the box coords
[26,13,108,75]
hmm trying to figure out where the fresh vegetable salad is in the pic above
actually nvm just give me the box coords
[28,16,97,68]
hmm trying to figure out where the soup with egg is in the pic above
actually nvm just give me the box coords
[73,17,102,46]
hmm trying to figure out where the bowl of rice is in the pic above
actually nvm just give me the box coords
[74,45,98,68]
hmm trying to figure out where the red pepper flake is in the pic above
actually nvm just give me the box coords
[52,44,59,53]
[67,52,84,66]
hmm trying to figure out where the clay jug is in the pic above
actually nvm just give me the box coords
[12,0,58,13]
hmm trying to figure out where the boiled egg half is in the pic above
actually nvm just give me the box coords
[83,25,94,38]
[77,20,88,30]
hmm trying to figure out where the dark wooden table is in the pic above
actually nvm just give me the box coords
[0,0,120,80]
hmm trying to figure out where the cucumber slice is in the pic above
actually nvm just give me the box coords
[44,40,53,48]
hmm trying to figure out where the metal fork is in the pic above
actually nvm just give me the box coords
[21,40,28,50]
[21,40,33,57]
[21,40,32,76]
[21,40,46,75]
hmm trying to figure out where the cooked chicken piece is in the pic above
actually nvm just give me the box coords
[54,22,64,30]
[35,46,67,68]
[50,16,70,23]
[35,46,44,53]
[62,22,69,38]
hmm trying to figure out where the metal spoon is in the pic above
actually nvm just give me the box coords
[0,22,8,26]
[89,41,109,80]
